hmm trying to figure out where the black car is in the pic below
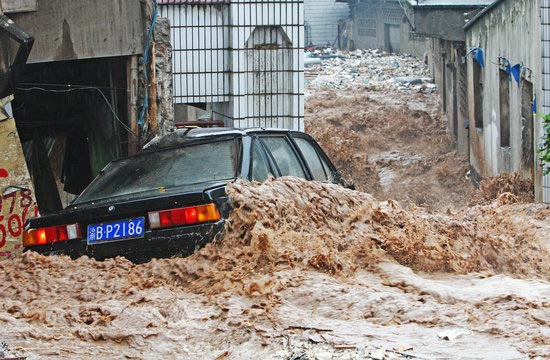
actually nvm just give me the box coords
[23,128,349,263]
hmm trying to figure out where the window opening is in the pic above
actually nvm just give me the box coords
[521,79,534,173]
[473,61,483,129]
[499,69,510,147]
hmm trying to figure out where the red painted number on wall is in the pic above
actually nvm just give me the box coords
[0,190,38,249]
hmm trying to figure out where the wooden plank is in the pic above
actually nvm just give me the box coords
[127,56,139,155]
[1,0,37,13]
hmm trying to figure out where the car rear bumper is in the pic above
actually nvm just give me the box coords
[24,220,225,263]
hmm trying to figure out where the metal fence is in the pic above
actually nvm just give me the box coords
[159,0,304,131]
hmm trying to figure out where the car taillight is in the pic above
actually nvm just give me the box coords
[23,224,81,246]
[148,203,221,229]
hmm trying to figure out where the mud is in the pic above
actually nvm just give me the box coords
[305,89,474,212]
[1,177,550,359]
[471,172,535,205]
[2,53,549,359]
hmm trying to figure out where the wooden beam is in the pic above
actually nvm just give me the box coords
[148,43,158,134]
[127,55,139,155]
[1,0,37,13]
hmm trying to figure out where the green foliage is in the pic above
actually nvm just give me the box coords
[538,113,550,175]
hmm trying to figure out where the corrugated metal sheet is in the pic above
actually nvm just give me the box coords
[161,4,230,103]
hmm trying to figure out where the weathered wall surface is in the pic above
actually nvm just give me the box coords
[153,17,175,136]
[466,0,542,198]
[348,0,426,57]
[0,99,38,261]
[414,9,470,42]
[10,0,144,63]
[304,0,349,47]
[428,38,469,155]
[0,0,37,13]
[350,0,402,51]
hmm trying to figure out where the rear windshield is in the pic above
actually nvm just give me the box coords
[73,139,238,204]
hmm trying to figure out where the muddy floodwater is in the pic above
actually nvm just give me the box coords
[1,177,550,359]
[2,52,550,359]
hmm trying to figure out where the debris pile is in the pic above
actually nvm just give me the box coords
[305,49,435,93]
[471,172,535,205]
[1,177,550,358]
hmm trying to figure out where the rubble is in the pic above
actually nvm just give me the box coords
[305,49,435,93]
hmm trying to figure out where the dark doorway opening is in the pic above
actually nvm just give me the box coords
[521,79,534,180]
[13,57,130,213]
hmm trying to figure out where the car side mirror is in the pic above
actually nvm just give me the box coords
[333,171,355,190]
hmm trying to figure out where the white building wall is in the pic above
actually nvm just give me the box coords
[304,0,349,47]
[230,0,304,131]
[160,5,230,104]
[466,0,544,200]
[160,0,304,131]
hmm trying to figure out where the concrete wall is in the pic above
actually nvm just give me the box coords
[348,0,426,57]
[1,0,37,13]
[349,0,402,51]
[304,0,349,47]
[465,0,543,199]
[414,8,471,42]
[428,37,469,155]
[10,0,144,63]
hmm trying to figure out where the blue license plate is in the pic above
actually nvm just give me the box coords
[87,218,145,244]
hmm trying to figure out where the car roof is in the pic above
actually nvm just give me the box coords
[142,127,302,151]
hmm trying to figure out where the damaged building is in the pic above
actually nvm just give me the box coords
[340,0,427,56]
[159,0,305,130]
[463,0,545,201]
[402,0,493,156]
[304,0,350,48]
[404,0,549,203]
[3,0,309,215]
[1,0,170,212]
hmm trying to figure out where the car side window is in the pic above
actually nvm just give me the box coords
[251,140,270,182]
[260,136,306,178]
[293,137,331,181]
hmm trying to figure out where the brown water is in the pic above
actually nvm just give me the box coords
[1,177,549,359]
